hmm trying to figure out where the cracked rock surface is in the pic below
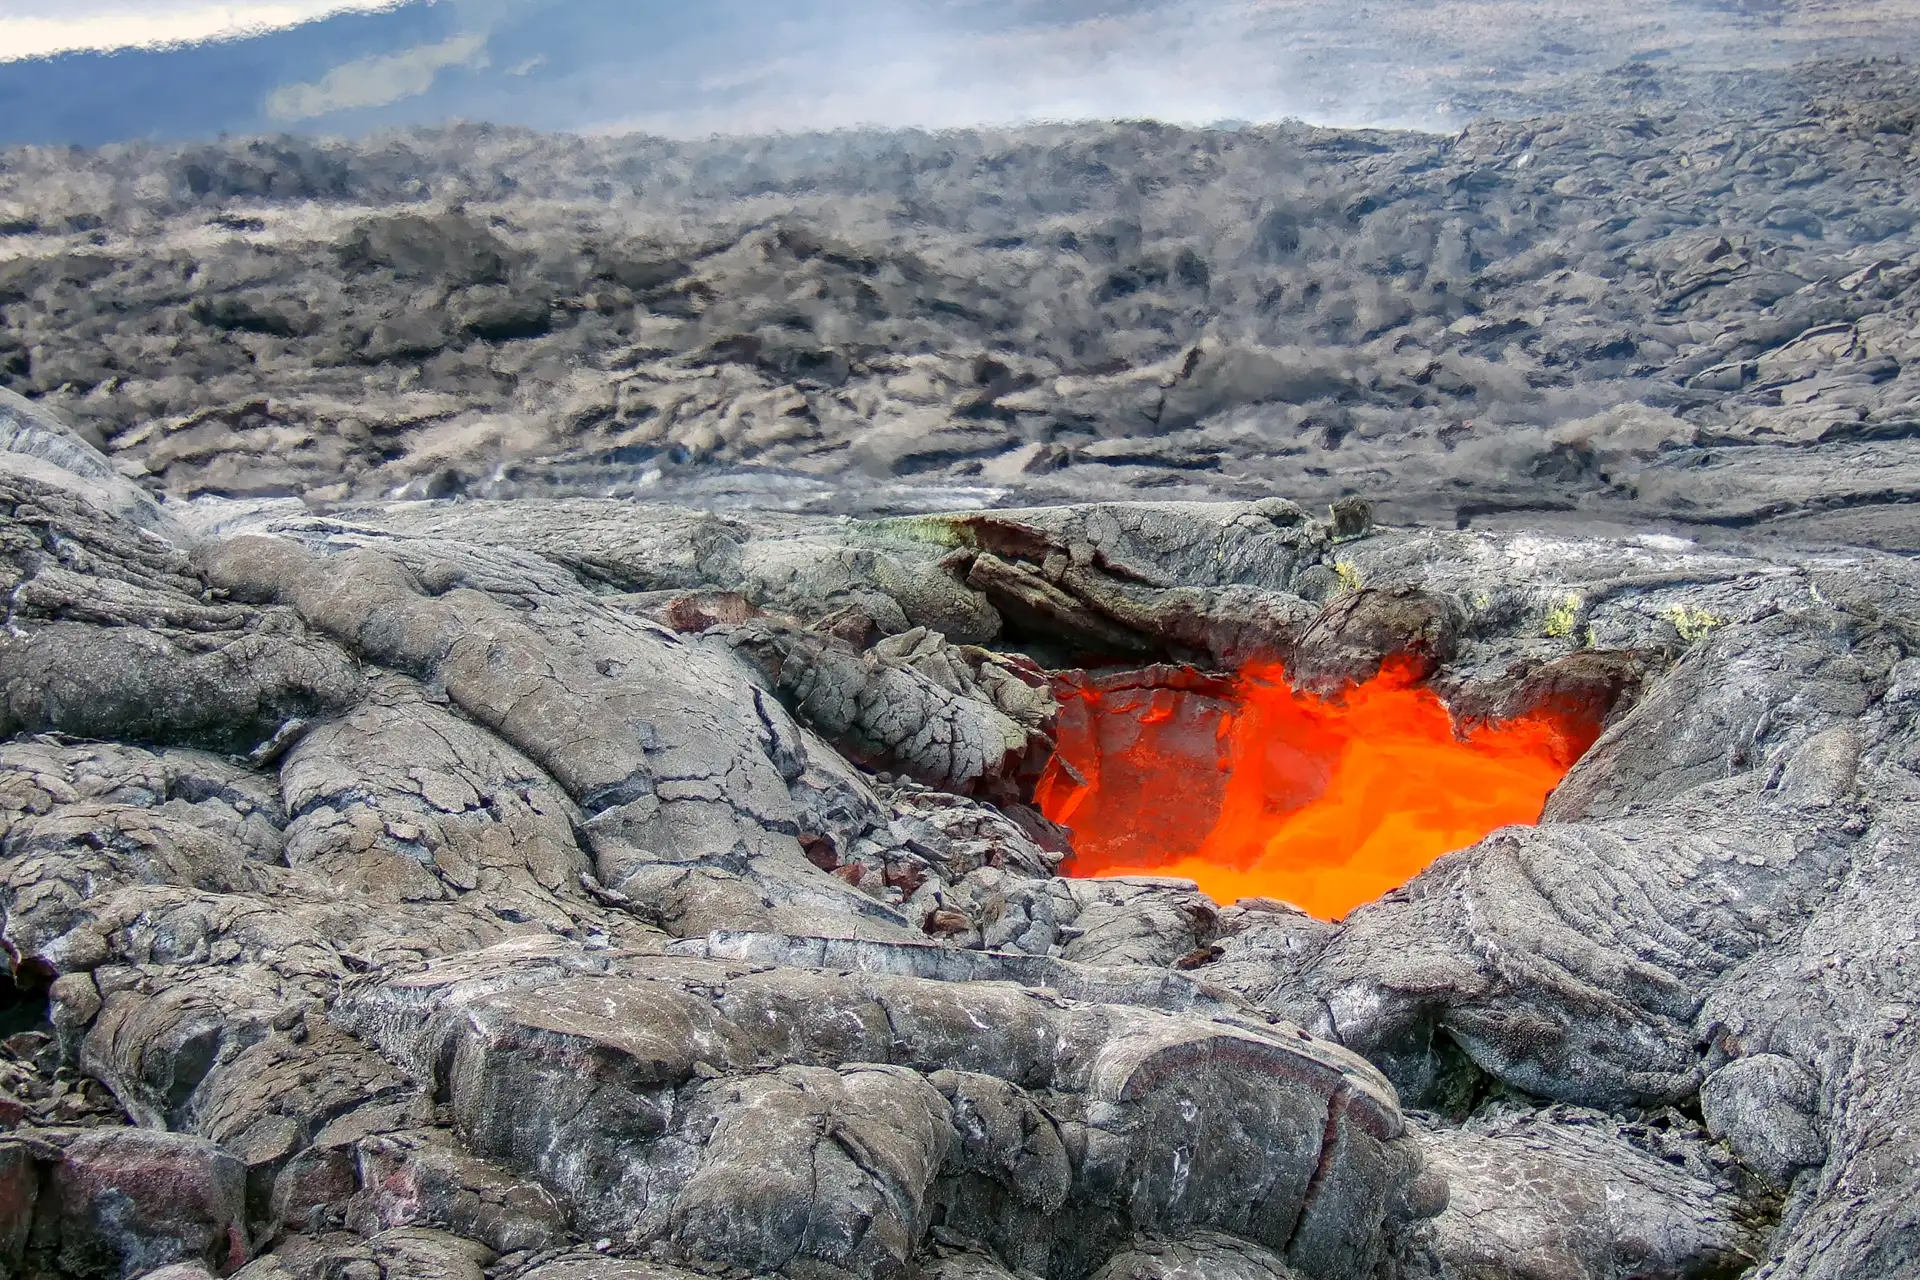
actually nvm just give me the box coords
[0,53,1918,1280]
[0,393,1910,1280]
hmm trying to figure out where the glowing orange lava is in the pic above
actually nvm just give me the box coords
[1035,659,1597,920]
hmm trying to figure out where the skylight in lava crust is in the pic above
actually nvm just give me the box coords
[1036,657,1600,920]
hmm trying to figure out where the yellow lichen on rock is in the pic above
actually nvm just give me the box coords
[1666,604,1726,643]
[1544,592,1583,638]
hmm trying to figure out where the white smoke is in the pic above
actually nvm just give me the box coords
[7,0,1916,140]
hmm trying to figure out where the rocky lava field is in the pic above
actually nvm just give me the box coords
[0,51,1915,1280]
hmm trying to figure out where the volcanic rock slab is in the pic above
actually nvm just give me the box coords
[0,404,1907,1279]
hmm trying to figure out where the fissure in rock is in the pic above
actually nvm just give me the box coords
[1037,658,1602,919]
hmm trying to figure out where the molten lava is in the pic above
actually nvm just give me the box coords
[1035,659,1597,920]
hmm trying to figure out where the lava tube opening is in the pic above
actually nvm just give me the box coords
[1035,657,1602,921]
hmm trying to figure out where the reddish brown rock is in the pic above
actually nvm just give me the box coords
[40,1128,248,1278]
[0,1137,39,1269]
[662,590,759,634]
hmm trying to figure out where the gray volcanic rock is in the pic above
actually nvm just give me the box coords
[227,1228,496,1279]
[0,443,1908,1278]
[327,940,1418,1280]
[3,61,1920,551]
[1,53,1919,1280]
[37,1127,248,1278]
[0,390,181,540]
[1397,1106,1761,1279]
[719,618,1050,795]
[0,478,362,754]
[1088,1232,1305,1280]
[1699,1054,1828,1189]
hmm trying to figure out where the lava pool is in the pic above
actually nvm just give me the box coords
[1033,658,1602,920]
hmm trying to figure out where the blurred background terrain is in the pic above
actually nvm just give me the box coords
[1,3,1919,547]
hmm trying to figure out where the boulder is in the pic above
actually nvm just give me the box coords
[39,1128,248,1279]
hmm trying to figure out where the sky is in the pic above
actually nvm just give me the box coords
[0,0,400,61]
[2,0,1918,147]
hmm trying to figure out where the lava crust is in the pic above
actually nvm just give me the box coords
[0,48,1917,1280]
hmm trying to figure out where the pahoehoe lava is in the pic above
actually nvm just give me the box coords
[0,44,1915,1280]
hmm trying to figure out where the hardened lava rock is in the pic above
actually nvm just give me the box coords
[0,330,1915,1278]
[0,426,1439,1278]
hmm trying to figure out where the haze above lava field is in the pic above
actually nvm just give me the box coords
[5,0,1920,143]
